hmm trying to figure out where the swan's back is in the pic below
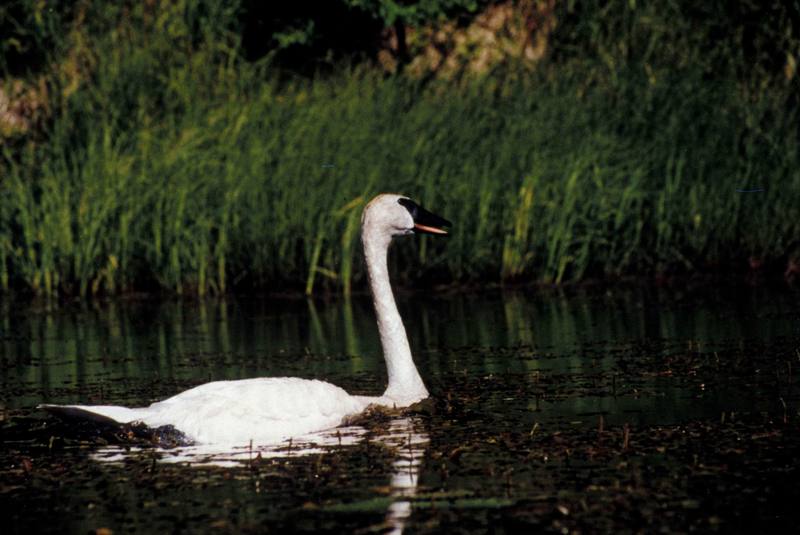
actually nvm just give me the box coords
[148,377,367,444]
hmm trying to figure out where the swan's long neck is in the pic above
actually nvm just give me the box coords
[363,231,429,406]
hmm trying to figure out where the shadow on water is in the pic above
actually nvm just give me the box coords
[1,286,799,532]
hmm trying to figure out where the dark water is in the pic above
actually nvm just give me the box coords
[1,286,799,533]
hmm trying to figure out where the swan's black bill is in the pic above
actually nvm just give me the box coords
[398,198,452,235]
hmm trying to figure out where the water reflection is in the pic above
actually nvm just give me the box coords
[91,424,369,468]
[382,417,428,535]
[90,415,428,535]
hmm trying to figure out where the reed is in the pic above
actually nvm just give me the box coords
[1,5,799,297]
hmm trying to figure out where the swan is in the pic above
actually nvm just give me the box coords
[39,194,451,445]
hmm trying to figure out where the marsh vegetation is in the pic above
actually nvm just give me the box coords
[1,1,799,296]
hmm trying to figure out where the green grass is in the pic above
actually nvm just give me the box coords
[1,4,799,297]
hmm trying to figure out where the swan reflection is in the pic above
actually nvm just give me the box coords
[90,424,368,467]
[381,417,428,535]
[91,416,427,533]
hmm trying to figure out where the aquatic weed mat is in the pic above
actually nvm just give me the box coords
[408,410,800,533]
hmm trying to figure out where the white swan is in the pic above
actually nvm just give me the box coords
[39,193,451,445]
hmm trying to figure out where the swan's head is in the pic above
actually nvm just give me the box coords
[362,194,452,240]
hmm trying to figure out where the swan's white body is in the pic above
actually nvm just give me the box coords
[40,194,449,446]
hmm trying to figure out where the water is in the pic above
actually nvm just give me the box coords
[1,286,799,533]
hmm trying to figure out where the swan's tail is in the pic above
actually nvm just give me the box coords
[39,404,193,447]
[38,404,146,426]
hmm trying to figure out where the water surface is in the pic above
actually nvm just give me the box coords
[1,286,799,532]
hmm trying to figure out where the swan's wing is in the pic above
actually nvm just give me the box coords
[141,377,366,444]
